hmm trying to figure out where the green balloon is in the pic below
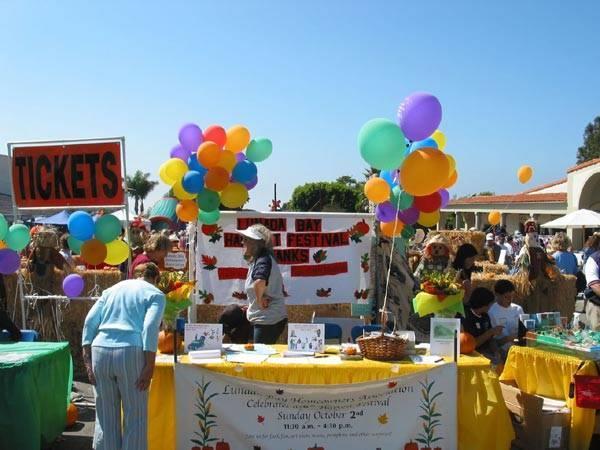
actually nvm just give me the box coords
[390,186,413,210]
[197,189,220,212]
[68,236,83,254]
[94,214,122,243]
[246,138,273,163]
[358,118,406,170]
[198,209,221,225]
[401,225,416,239]
[0,214,8,241]
[5,224,30,251]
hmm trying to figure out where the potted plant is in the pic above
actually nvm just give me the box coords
[157,270,194,354]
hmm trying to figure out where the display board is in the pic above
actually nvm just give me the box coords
[195,212,374,305]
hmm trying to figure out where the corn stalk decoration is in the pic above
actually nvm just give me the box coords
[415,377,443,447]
[191,378,219,447]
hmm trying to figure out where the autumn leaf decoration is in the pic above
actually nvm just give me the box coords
[232,291,248,301]
[415,377,444,447]
[312,249,328,264]
[202,255,218,271]
[348,220,370,243]
[361,253,370,272]
[191,378,219,447]
[316,288,332,298]
[378,413,388,425]
[205,225,223,244]
[198,290,215,304]
[354,289,370,300]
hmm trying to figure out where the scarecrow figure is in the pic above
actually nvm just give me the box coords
[27,227,69,293]
[515,216,556,281]
[413,233,452,281]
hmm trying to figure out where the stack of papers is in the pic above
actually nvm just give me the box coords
[189,349,221,360]
[282,350,315,357]
[225,353,270,364]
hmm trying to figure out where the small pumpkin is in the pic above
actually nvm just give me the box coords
[215,440,230,450]
[459,331,476,354]
[158,330,183,354]
[66,402,78,428]
[404,441,418,450]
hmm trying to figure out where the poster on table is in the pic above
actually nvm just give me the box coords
[175,363,457,450]
[195,212,374,305]
[9,140,125,208]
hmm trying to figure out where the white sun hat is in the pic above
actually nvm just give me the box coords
[237,224,270,242]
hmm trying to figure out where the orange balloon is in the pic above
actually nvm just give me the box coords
[80,239,107,266]
[488,210,501,226]
[225,125,251,153]
[216,150,237,172]
[446,154,456,176]
[418,210,441,228]
[400,148,450,197]
[443,170,458,189]
[204,167,230,191]
[197,142,222,168]
[364,178,391,203]
[380,220,404,237]
[176,200,199,222]
[518,165,533,184]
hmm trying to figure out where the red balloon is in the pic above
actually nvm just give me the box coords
[203,125,227,148]
[414,192,442,213]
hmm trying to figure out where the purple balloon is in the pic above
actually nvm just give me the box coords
[439,189,450,208]
[235,152,246,162]
[63,274,85,298]
[178,123,203,153]
[169,145,189,161]
[397,206,419,226]
[397,92,442,141]
[376,202,398,223]
[245,176,258,190]
[0,249,20,275]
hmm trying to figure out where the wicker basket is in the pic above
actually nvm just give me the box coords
[357,332,408,361]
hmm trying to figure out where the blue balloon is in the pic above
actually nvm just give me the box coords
[187,155,208,176]
[410,137,438,151]
[380,170,398,188]
[68,211,95,241]
[232,160,258,183]
[182,171,204,194]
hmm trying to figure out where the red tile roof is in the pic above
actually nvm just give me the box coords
[567,158,600,174]
[449,192,566,206]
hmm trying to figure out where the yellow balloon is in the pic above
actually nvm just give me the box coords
[488,210,501,226]
[446,154,456,176]
[364,178,391,204]
[160,158,188,186]
[400,148,450,197]
[225,125,251,153]
[518,165,533,184]
[104,239,130,266]
[0,241,5,249]
[380,219,404,237]
[418,210,441,228]
[172,180,197,200]
[217,150,237,172]
[431,130,446,150]
[220,182,249,208]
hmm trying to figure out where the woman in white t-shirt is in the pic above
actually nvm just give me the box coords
[488,279,523,359]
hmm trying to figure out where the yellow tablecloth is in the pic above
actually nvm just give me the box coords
[148,346,514,450]
[500,345,599,450]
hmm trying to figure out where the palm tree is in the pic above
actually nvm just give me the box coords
[126,170,159,215]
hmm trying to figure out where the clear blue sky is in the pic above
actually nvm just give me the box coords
[1,1,599,211]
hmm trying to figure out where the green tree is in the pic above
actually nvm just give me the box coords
[126,170,159,215]
[285,181,365,212]
[476,191,495,196]
[576,116,600,163]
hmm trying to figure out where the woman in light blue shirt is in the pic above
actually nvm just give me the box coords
[82,262,165,450]
[551,232,579,275]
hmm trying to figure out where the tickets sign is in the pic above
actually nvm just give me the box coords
[10,141,124,208]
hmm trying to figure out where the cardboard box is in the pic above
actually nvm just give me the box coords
[500,381,571,450]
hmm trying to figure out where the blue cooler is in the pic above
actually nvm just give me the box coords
[19,330,39,342]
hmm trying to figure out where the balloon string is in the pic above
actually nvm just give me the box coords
[380,185,404,331]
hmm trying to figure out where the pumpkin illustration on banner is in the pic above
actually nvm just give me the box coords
[358,92,458,232]
[158,122,273,224]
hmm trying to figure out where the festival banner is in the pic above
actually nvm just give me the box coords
[10,140,125,208]
[195,212,374,305]
[175,363,457,450]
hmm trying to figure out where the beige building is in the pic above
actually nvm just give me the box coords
[440,158,600,248]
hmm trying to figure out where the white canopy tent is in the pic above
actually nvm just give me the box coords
[541,209,600,229]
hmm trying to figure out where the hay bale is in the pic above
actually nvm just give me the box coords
[476,261,509,275]
[438,230,486,256]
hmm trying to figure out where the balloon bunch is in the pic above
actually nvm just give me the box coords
[67,212,129,266]
[359,92,457,238]
[159,123,273,224]
[0,214,30,275]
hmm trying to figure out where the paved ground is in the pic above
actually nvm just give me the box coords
[50,380,95,450]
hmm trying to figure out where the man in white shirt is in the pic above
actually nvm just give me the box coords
[497,234,514,266]
[584,250,600,330]
[488,279,524,360]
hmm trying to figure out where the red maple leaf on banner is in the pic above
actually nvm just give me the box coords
[201,255,217,271]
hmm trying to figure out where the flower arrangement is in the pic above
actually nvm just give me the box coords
[413,269,464,317]
[158,270,194,330]
[420,270,462,296]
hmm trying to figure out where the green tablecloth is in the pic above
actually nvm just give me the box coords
[0,342,73,449]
